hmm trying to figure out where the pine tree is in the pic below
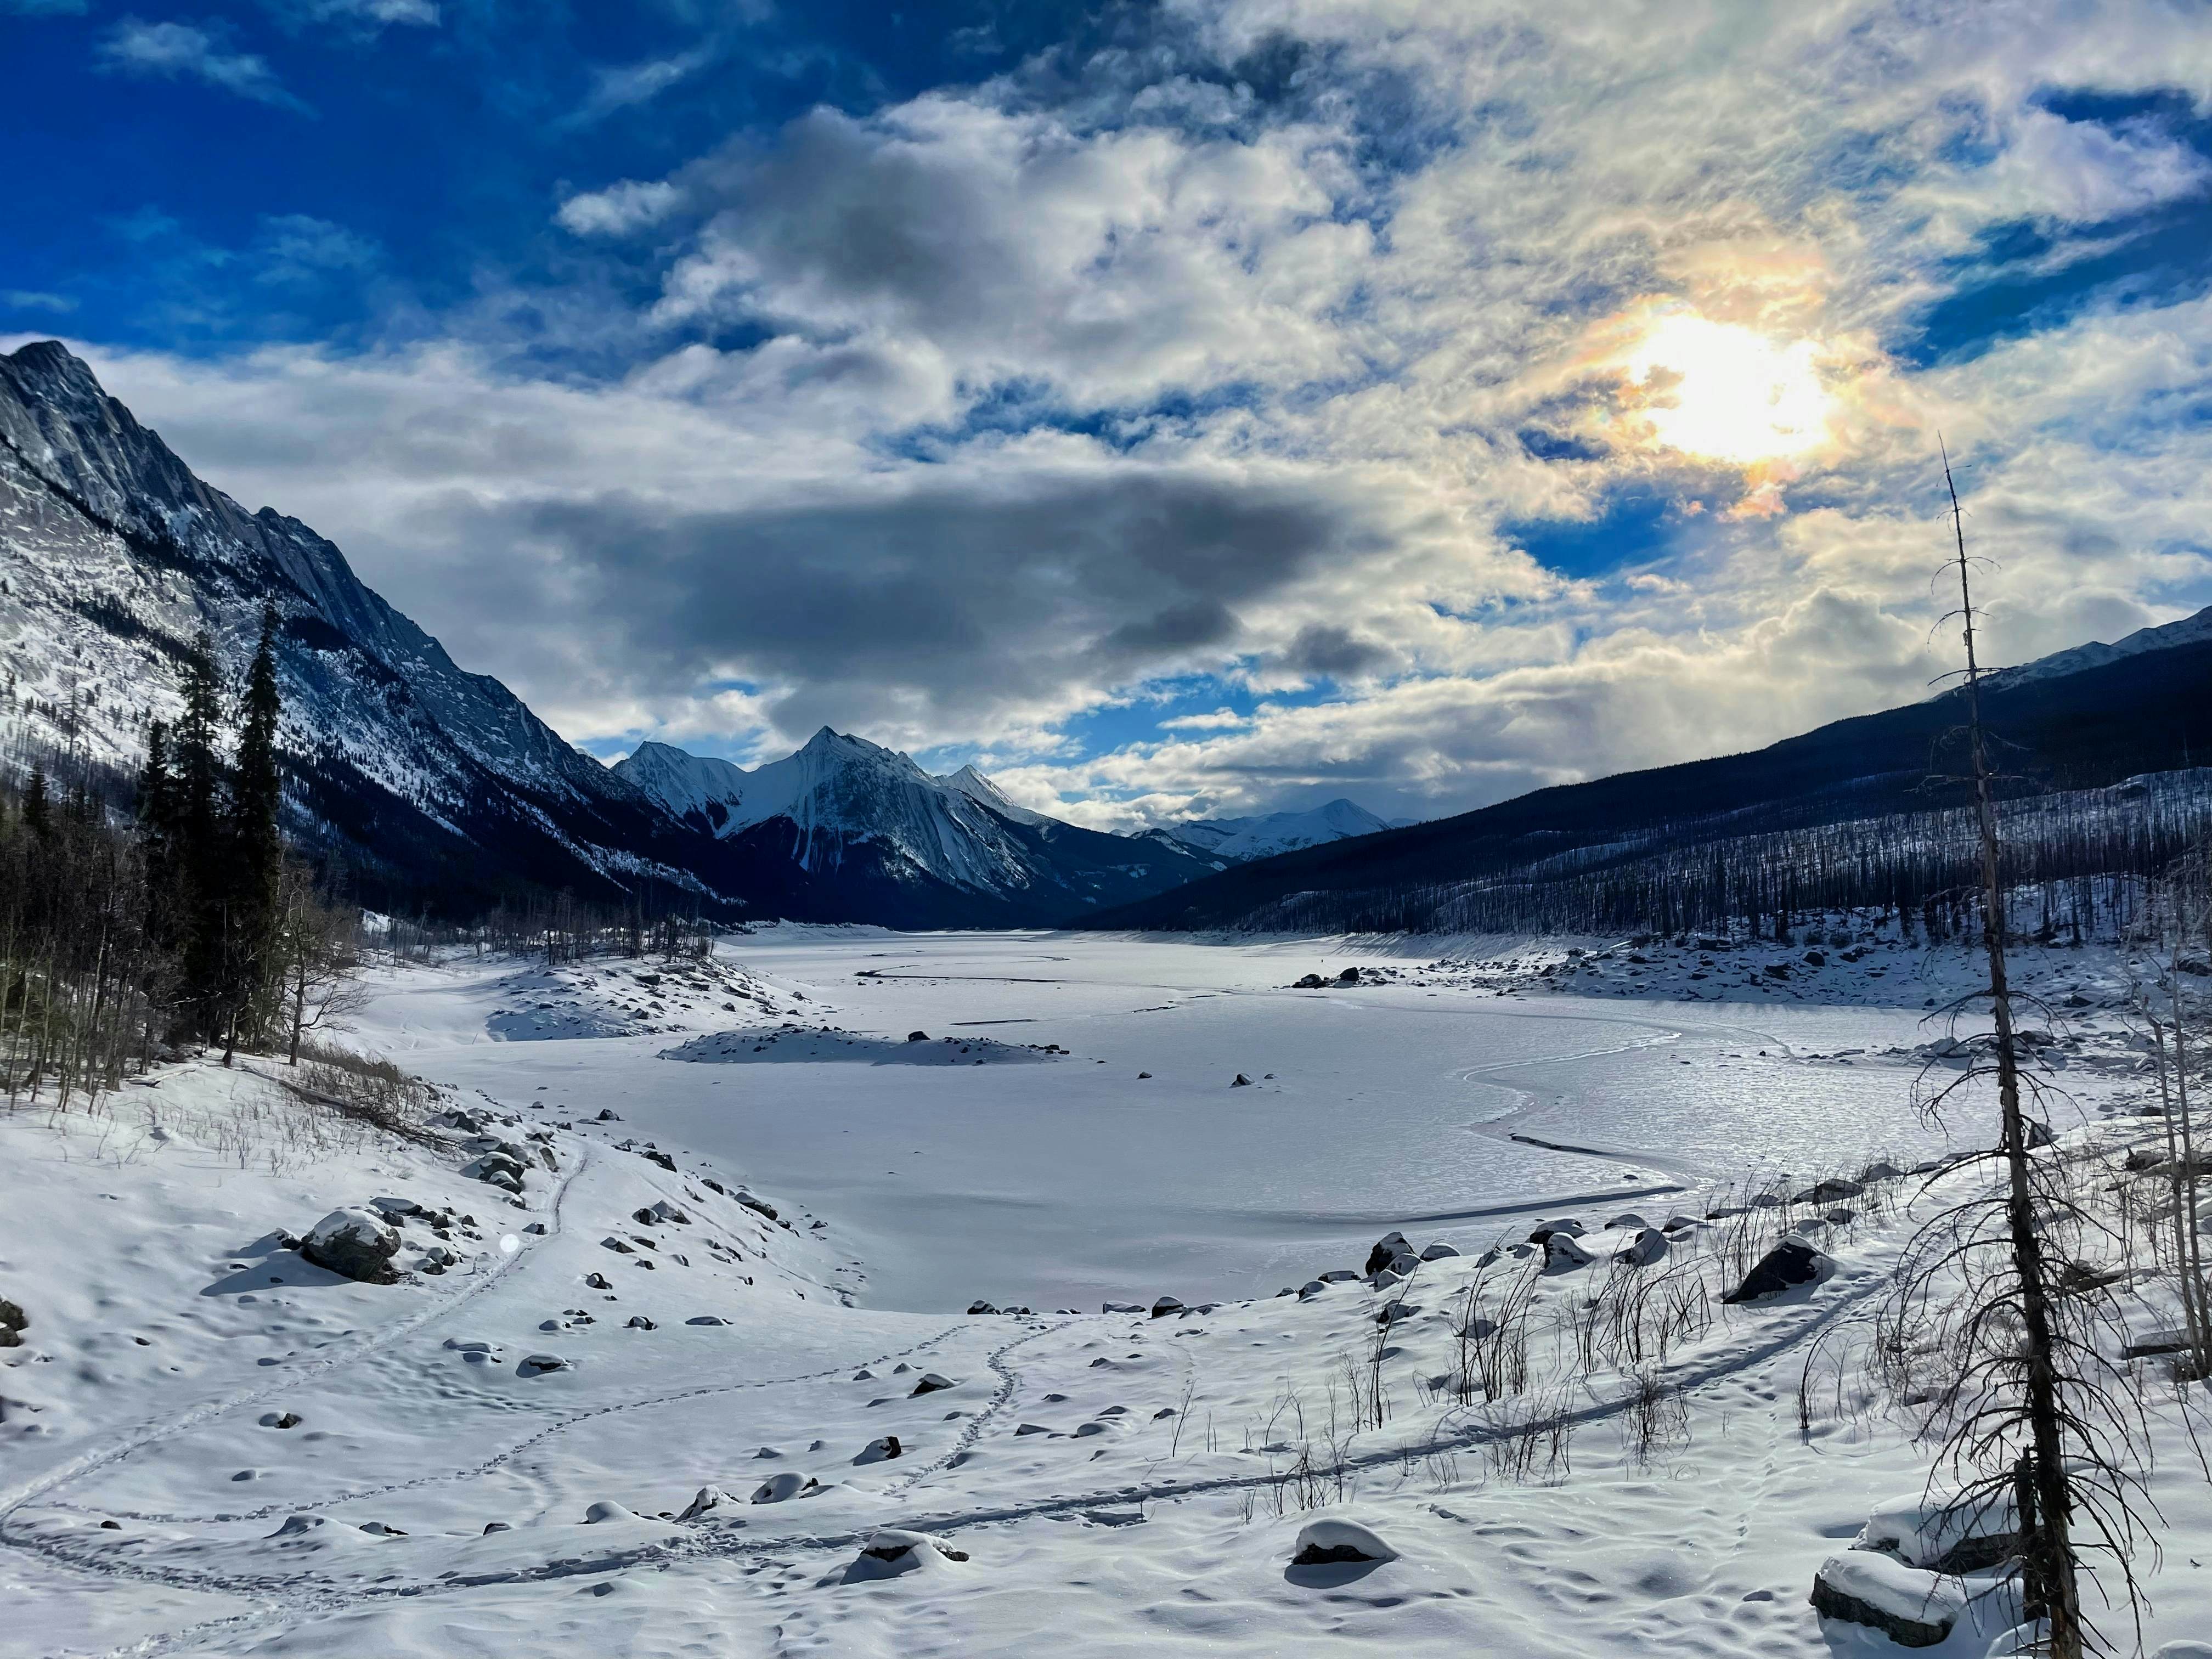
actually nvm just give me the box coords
[21,766,49,839]
[171,629,228,1040]
[219,603,284,1060]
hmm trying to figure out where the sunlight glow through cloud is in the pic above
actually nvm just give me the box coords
[1618,314,1834,465]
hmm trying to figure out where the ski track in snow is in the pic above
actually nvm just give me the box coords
[34,1269,1885,1658]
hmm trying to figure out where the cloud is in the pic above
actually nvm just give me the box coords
[566,46,716,127]
[4,0,90,14]
[69,0,2212,823]
[97,18,310,111]
[255,215,380,284]
[262,0,438,29]
[557,180,684,238]
[2,291,78,314]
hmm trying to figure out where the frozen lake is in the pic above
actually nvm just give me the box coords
[357,932,1988,1312]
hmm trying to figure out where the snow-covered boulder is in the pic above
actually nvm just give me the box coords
[676,1486,737,1520]
[1419,1242,1460,1261]
[910,1372,956,1396]
[1618,1227,1668,1267]
[0,1294,26,1347]
[854,1435,902,1463]
[1151,1295,1185,1318]
[518,1352,570,1375]
[300,1207,402,1284]
[1543,1231,1596,1272]
[1809,1551,1971,1647]
[1291,1517,1397,1566]
[1363,1231,1415,1275]
[751,1471,819,1504]
[1856,1489,2018,1575]
[1723,1239,1832,1304]
[1528,1217,1585,1245]
[848,1527,968,1578]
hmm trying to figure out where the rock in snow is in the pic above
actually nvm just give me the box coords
[1809,1550,1977,1647]
[752,1471,820,1503]
[1291,1517,1398,1566]
[1363,1231,1415,1275]
[1723,1239,1832,1304]
[299,1208,402,1284]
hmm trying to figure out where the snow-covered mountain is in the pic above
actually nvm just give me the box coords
[1147,798,1397,862]
[0,340,711,916]
[1978,604,2212,692]
[614,733,1216,926]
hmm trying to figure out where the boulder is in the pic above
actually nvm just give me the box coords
[625,1316,657,1330]
[300,1209,402,1284]
[1723,1239,1831,1304]
[1792,1178,1864,1205]
[854,1435,903,1464]
[1336,967,1362,984]
[1419,1242,1460,1261]
[968,1300,999,1316]
[1231,1074,1254,1087]
[1151,1295,1186,1318]
[910,1373,956,1396]
[1291,1517,1396,1566]
[752,1471,819,1504]
[1855,1489,2018,1575]
[1363,1232,1415,1276]
[0,1295,26,1348]
[518,1352,571,1375]
[676,1486,735,1520]
[1808,1552,1967,1647]
[1618,1227,1668,1267]
[907,1031,929,1043]
[1543,1232,1597,1271]
[854,1527,968,1571]
[1527,1218,1586,1245]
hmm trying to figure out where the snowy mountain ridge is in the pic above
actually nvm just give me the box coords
[1149,797,1397,862]
[612,732,1219,918]
[1976,602,2212,693]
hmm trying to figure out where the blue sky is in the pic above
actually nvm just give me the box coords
[8,0,2212,827]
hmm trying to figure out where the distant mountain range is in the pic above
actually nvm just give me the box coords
[1085,605,2212,935]
[0,341,1395,926]
[1141,798,1403,862]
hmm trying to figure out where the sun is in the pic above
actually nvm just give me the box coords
[1617,313,1832,465]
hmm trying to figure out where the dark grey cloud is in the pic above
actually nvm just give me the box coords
[479,466,1365,740]
[1282,622,1392,679]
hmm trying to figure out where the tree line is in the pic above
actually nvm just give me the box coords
[0,605,362,1110]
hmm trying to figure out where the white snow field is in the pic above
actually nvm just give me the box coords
[4,929,2210,1658]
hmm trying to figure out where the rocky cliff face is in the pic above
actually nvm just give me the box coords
[0,340,710,915]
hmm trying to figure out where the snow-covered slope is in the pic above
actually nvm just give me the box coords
[614,734,1217,926]
[1152,798,1394,862]
[0,340,715,915]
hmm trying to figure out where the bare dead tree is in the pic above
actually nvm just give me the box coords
[1884,448,2155,1657]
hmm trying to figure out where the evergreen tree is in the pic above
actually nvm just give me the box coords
[220,603,285,1059]
[171,629,228,1039]
[22,766,49,839]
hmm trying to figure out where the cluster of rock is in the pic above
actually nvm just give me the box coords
[1812,1489,2023,1646]
[292,1195,487,1284]
[1291,967,1367,988]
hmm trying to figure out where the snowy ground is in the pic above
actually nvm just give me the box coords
[4,928,2208,1658]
